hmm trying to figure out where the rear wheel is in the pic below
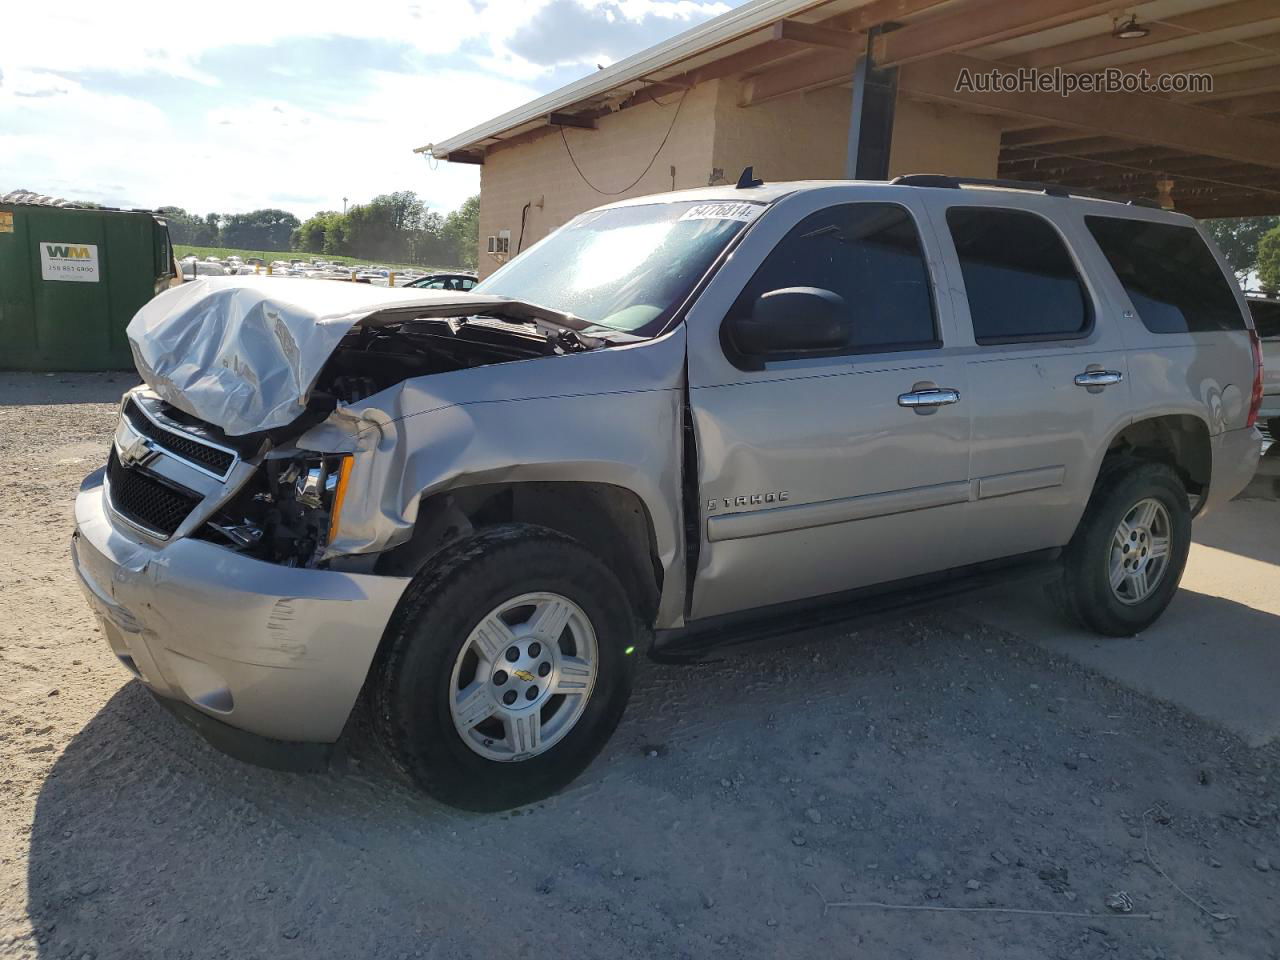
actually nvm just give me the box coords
[1055,459,1191,637]
[372,524,637,810]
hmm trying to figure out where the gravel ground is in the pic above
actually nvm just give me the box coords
[1,372,1278,960]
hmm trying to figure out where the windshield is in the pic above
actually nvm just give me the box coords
[473,199,763,337]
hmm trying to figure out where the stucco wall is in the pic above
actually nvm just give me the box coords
[710,82,852,184]
[476,81,719,277]
[473,80,1001,278]
[887,96,1003,179]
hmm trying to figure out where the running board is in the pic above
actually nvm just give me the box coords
[650,548,1062,664]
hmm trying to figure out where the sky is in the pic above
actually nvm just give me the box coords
[0,0,740,221]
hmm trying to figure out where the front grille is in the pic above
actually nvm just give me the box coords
[124,399,235,477]
[106,450,201,537]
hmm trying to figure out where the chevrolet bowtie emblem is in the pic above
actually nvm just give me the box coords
[513,669,536,683]
[118,434,158,469]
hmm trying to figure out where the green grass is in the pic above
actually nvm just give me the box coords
[174,244,455,273]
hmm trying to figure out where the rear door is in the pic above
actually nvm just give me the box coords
[921,195,1134,560]
[684,187,972,620]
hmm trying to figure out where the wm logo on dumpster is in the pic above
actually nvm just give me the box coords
[45,244,92,259]
[39,240,100,282]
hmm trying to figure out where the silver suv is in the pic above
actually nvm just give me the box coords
[73,178,1264,809]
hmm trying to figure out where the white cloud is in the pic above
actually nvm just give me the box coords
[0,0,740,215]
[0,0,487,81]
[0,63,537,216]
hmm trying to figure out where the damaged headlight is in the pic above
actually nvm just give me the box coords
[280,454,354,545]
[201,453,354,566]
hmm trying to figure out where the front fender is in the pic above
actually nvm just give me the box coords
[305,330,690,627]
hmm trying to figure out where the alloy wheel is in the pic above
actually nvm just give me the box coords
[1108,497,1172,605]
[448,592,598,761]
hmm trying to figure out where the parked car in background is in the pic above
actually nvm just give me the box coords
[74,178,1262,810]
[405,272,478,291]
[1247,296,1280,437]
[182,260,230,279]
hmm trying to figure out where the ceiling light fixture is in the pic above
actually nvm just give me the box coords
[1113,15,1150,40]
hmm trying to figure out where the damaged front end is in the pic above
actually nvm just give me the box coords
[114,277,613,569]
[196,450,354,566]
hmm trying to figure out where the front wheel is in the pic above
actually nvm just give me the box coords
[372,524,637,810]
[1055,459,1192,637]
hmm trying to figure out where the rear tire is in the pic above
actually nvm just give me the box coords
[1055,459,1191,637]
[372,523,637,811]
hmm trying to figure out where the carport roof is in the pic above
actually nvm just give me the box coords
[421,0,1280,218]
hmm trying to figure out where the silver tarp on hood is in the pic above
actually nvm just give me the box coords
[127,277,585,436]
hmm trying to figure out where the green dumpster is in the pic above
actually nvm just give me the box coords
[0,201,177,371]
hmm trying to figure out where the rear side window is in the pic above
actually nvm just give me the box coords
[946,207,1090,343]
[1250,298,1280,340]
[731,202,937,354]
[1085,217,1244,334]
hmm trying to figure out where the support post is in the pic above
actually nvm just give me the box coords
[845,27,898,180]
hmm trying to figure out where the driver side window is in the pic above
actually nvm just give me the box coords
[729,202,939,357]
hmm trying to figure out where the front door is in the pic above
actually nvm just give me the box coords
[685,188,973,621]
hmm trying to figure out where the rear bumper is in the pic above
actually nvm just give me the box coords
[1202,426,1263,515]
[72,468,411,745]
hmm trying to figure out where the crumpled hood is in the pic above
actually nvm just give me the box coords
[127,276,583,436]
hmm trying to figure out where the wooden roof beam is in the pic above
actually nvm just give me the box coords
[772,19,860,50]
[1179,64,1280,102]
[843,0,951,32]
[739,48,860,106]
[899,52,1280,169]
[1116,31,1280,76]
[873,0,1127,68]
[1216,91,1280,115]
[1000,146,1182,176]
[1002,126,1086,147]
[1182,197,1280,218]
[1039,165,1280,191]
[1016,0,1280,69]
[1001,136,1146,158]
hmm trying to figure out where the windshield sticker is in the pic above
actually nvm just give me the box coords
[678,202,765,224]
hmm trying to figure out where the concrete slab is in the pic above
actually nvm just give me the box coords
[964,494,1280,747]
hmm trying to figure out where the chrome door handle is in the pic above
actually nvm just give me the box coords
[898,387,961,408]
[1073,370,1124,387]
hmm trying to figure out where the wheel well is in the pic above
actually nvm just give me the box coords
[1103,415,1211,499]
[378,481,662,622]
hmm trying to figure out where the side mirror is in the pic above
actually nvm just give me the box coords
[729,287,851,356]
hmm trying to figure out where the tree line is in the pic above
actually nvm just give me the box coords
[1205,216,1280,293]
[158,191,479,268]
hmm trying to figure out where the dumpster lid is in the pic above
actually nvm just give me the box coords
[127,276,588,436]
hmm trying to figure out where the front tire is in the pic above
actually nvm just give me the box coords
[372,524,637,811]
[1056,459,1192,637]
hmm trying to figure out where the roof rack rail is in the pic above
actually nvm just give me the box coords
[890,174,1162,209]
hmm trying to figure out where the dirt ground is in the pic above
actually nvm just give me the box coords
[1,372,1278,960]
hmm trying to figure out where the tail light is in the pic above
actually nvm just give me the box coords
[1247,328,1264,428]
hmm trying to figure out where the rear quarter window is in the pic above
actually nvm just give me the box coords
[1085,217,1245,334]
[1248,298,1280,340]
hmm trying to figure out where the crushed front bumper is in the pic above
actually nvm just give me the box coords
[72,468,411,749]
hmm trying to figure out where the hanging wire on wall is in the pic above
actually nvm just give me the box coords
[559,87,689,196]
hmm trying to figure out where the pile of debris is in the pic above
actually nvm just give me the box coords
[0,189,80,207]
